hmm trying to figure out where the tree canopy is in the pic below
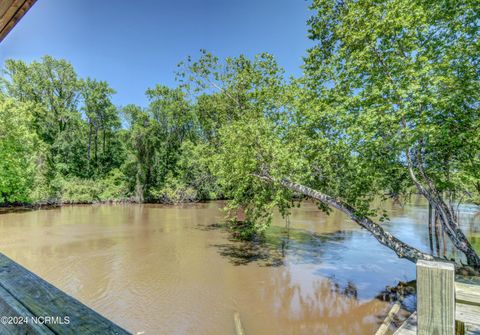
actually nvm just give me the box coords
[0,0,478,269]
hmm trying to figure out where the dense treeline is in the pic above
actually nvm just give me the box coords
[0,54,224,204]
[1,0,479,269]
[0,51,283,205]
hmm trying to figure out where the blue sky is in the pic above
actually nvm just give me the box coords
[0,0,313,107]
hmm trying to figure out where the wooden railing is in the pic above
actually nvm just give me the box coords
[393,260,480,335]
[0,253,130,334]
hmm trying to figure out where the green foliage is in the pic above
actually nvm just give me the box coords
[1,0,478,258]
[2,56,81,146]
[226,219,261,241]
[82,78,123,177]
[98,169,129,201]
[0,57,127,204]
[177,51,303,233]
[121,86,220,203]
[304,0,480,205]
[56,176,102,203]
[149,172,197,204]
[0,95,39,203]
[54,169,128,203]
[175,140,221,200]
[188,0,480,240]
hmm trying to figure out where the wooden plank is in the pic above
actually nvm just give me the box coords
[394,312,417,335]
[0,284,54,335]
[0,253,131,334]
[455,278,480,327]
[417,260,455,335]
[234,311,245,335]
[0,0,16,19]
[375,302,401,335]
[456,302,480,325]
[456,320,466,335]
[0,0,36,42]
[456,282,480,305]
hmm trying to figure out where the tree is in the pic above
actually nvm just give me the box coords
[0,94,41,203]
[182,52,302,234]
[122,104,158,202]
[1,56,126,201]
[2,56,81,145]
[81,78,120,176]
[198,0,480,269]
[146,85,197,182]
[1,56,87,179]
[303,0,480,267]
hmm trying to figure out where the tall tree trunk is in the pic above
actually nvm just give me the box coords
[255,174,437,264]
[88,123,92,162]
[94,128,98,163]
[103,129,106,156]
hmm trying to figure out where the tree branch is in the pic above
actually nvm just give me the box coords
[254,173,436,264]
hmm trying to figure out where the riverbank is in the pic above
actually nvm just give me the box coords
[0,196,224,211]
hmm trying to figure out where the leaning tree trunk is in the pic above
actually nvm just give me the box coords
[405,149,480,268]
[430,196,480,268]
[255,174,437,264]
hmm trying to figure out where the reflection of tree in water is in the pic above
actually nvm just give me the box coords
[210,225,352,267]
[333,281,358,300]
[261,271,417,334]
[206,222,422,334]
[258,270,388,335]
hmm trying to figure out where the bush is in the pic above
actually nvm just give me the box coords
[227,219,263,241]
[53,169,128,204]
[98,169,129,201]
[57,176,101,203]
[149,172,197,204]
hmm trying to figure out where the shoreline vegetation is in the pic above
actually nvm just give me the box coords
[1,1,479,272]
[0,197,224,208]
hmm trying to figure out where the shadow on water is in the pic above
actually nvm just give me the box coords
[206,224,350,267]
[203,222,420,302]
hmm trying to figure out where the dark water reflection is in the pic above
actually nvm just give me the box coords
[0,199,478,334]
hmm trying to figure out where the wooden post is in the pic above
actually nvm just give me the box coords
[455,320,465,335]
[234,312,245,335]
[417,260,455,335]
[374,302,401,335]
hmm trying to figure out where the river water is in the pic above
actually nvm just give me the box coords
[0,200,478,334]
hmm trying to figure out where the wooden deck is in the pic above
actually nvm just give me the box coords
[394,314,480,335]
[0,253,130,334]
[394,313,417,335]
[391,260,480,335]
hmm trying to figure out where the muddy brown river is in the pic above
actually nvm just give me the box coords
[0,200,478,334]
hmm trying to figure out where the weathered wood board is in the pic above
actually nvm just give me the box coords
[0,253,131,334]
[416,260,455,335]
[0,0,36,42]
[394,312,417,335]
